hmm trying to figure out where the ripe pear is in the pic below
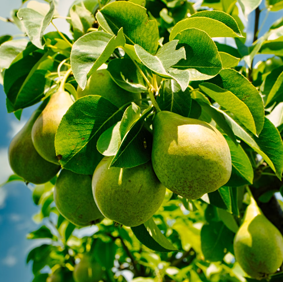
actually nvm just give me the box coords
[54,169,104,226]
[77,69,141,107]
[234,197,283,280]
[92,157,166,227]
[73,255,103,282]
[151,111,232,200]
[8,104,60,184]
[32,90,73,164]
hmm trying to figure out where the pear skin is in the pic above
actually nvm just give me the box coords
[151,111,232,200]
[77,69,141,107]
[32,90,73,164]
[234,197,283,280]
[8,104,60,184]
[92,157,166,227]
[73,255,103,282]
[54,169,104,227]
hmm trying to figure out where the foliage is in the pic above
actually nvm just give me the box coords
[1,0,283,281]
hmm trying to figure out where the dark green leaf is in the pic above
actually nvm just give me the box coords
[27,225,54,240]
[266,0,283,11]
[0,35,12,45]
[259,36,283,56]
[132,218,178,252]
[32,273,49,282]
[258,190,277,203]
[93,239,117,269]
[55,95,125,175]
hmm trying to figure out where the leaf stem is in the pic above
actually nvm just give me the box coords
[51,21,73,48]
[59,68,72,92]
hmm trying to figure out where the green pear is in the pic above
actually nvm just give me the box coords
[77,69,141,107]
[151,111,232,200]
[54,169,104,226]
[92,157,166,227]
[8,104,60,184]
[234,197,283,280]
[73,255,103,282]
[32,90,73,164]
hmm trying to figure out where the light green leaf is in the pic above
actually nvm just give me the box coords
[267,102,283,128]
[219,52,240,68]
[266,0,283,11]
[99,1,159,54]
[173,28,222,80]
[212,69,264,135]
[170,10,242,40]
[199,82,257,135]
[131,218,178,252]
[259,36,283,56]
[217,208,239,233]
[0,174,24,187]
[134,41,189,91]
[71,29,126,89]
[17,0,55,49]
[265,70,283,106]
[55,95,125,175]
[107,58,147,93]
[238,0,261,18]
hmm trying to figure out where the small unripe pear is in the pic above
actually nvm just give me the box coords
[92,157,166,227]
[54,170,103,226]
[234,197,283,280]
[32,90,73,164]
[73,255,103,282]
[151,111,232,199]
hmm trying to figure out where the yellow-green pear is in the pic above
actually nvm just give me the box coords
[73,255,103,282]
[54,169,104,226]
[32,90,73,164]
[77,69,141,107]
[151,111,232,200]
[92,157,166,227]
[8,104,60,184]
[234,197,283,280]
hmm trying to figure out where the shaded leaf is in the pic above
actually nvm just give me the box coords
[27,225,54,240]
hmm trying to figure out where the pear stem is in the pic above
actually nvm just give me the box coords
[59,68,72,92]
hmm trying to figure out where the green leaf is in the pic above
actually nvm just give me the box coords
[134,41,189,91]
[211,69,265,135]
[27,225,54,240]
[266,0,283,11]
[131,218,178,252]
[170,10,242,40]
[55,95,125,175]
[265,70,283,106]
[157,79,192,117]
[108,58,147,93]
[70,3,95,40]
[32,273,49,282]
[0,35,12,45]
[217,208,239,233]
[238,0,261,18]
[17,0,55,49]
[200,82,257,135]
[0,39,28,69]
[201,221,234,262]
[70,29,125,89]
[93,239,117,269]
[259,36,283,56]
[58,220,76,243]
[173,28,222,81]
[219,52,240,68]
[258,190,277,203]
[110,106,153,168]
[99,1,159,54]
[225,136,254,186]
[0,174,24,187]
[267,102,283,128]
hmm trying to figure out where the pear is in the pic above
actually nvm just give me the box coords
[77,69,141,107]
[234,197,283,280]
[151,111,232,199]
[32,90,73,164]
[92,157,166,227]
[54,169,104,227]
[73,255,103,282]
[8,104,60,184]
[47,267,75,282]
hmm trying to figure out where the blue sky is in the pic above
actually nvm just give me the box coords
[0,1,283,281]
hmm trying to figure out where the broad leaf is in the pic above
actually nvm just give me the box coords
[27,225,54,240]
[99,1,159,54]
[259,36,283,56]
[219,52,240,68]
[201,221,234,262]
[170,10,242,40]
[93,239,117,269]
[132,218,178,252]
[199,82,257,135]
[108,58,147,93]
[55,95,125,175]
[266,0,283,11]
[135,41,189,91]
[238,0,261,18]
[71,29,126,89]
[173,28,222,80]
[0,174,24,187]
[17,0,55,49]
[157,79,192,117]
[264,69,283,106]
[211,69,264,135]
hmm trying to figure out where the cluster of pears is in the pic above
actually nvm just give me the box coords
[234,196,283,280]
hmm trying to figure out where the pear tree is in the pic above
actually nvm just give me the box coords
[1,0,283,281]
